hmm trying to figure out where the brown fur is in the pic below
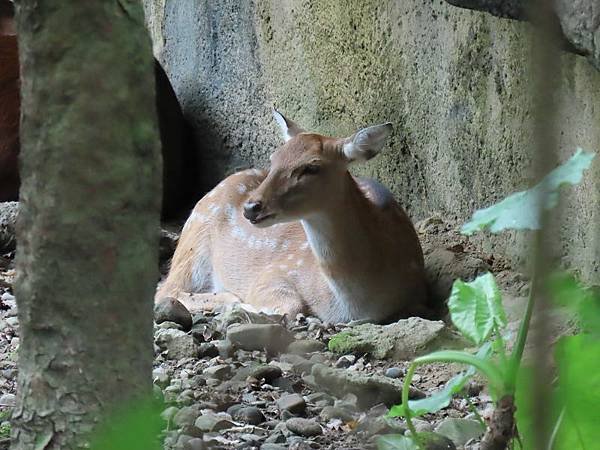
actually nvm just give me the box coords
[157,125,427,323]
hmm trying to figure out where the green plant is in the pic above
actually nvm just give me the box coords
[382,150,596,450]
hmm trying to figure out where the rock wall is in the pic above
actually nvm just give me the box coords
[143,0,600,283]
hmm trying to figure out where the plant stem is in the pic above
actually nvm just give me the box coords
[402,362,423,450]
[547,407,565,450]
[507,274,536,391]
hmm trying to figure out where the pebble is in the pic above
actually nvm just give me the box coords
[334,354,356,368]
[277,393,306,414]
[183,438,206,450]
[194,413,234,432]
[0,393,15,407]
[231,406,265,425]
[250,364,283,382]
[155,297,193,331]
[385,367,403,378]
[226,323,294,354]
[285,417,323,437]
[319,405,354,422]
[203,364,232,380]
[173,405,202,427]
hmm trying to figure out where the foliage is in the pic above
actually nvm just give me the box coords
[461,149,595,234]
[448,273,506,345]
[377,434,418,450]
[387,149,596,450]
[89,397,164,450]
[516,274,600,450]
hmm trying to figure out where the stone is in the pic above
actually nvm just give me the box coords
[161,406,179,423]
[286,339,326,355]
[279,354,316,375]
[276,393,306,414]
[285,418,322,437]
[173,405,202,427]
[319,406,354,422]
[194,413,234,432]
[0,393,15,407]
[260,444,287,450]
[227,323,294,354]
[203,364,232,380]
[231,406,266,425]
[385,367,403,379]
[183,438,206,450]
[155,297,193,331]
[0,202,18,252]
[155,328,198,359]
[152,367,170,388]
[311,363,425,409]
[334,355,356,368]
[434,418,485,446]
[327,317,465,360]
[250,364,283,383]
[415,431,458,450]
[197,342,219,358]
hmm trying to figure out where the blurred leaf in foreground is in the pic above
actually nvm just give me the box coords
[462,149,595,235]
[89,397,163,450]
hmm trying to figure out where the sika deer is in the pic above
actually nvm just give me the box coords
[157,110,428,323]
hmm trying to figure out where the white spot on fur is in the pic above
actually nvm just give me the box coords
[296,259,303,267]
[237,183,247,194]
[279,265,288,271]
[300,242,309,251]
[208,204,221,215]
[287,254,294,260]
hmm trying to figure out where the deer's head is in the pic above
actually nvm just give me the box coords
[243,109,393,227]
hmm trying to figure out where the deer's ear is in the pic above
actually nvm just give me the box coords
[342,123,393,162]
[272,108,305,142]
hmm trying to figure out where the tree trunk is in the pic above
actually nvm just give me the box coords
[12,1,161,448]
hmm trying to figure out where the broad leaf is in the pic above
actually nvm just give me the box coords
[448,273,507,345]
[462,149,595,234]
[377,434,418,450]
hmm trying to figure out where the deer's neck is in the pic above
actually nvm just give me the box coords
[300,175,378,320]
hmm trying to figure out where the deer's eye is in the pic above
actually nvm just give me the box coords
[298,164,321,178]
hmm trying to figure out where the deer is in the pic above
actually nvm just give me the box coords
[156,110,429,323]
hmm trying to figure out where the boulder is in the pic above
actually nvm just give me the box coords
[327,317,465,360]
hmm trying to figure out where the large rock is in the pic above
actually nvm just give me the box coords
[444,0,600,70]
[327,317,466,360]
[143,0,600,286]
[311,363,425,409]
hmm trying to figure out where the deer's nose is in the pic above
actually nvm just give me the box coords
[243,201,263,221]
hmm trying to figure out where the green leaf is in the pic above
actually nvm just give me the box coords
[448,273,507,345]
[462,149,595,235]
[89,398,163,450]
[548,272,600,335]
[390,371,471,418]
[553,334,600,449]
[377,434,418,450]
[389,343,493,418]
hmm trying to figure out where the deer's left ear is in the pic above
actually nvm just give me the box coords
[342,122,393,162]
[272,108,305,142]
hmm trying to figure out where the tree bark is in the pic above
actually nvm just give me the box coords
[12,1,161,449]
